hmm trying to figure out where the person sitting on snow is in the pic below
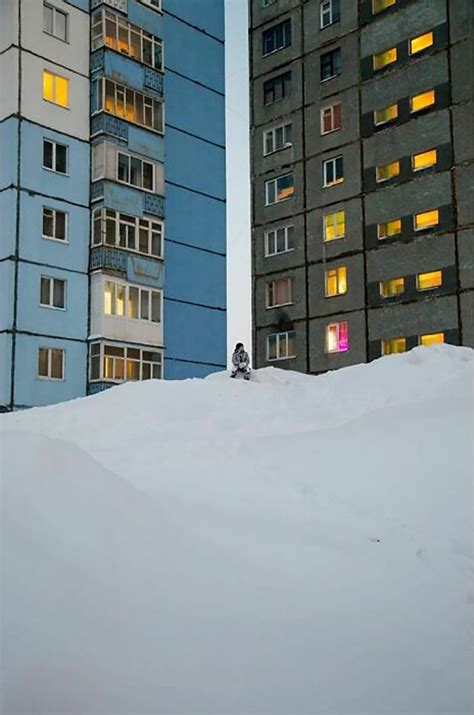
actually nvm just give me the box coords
[230,343,251,380]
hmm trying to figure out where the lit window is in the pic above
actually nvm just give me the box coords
[97,78,164,133]
[43,70,69,107]
[266,278,294,308]
[410,89,435,113]
[326,322,349,353]
[417,270,442,291]
[376,160,400,182]
[382,337,406,355]
[91,10,163,70]
[263,123,292,155]
[414,209,439,231]
[92,208,163,259]
[262,19,292,56]
[373,47,397,71]
[323,155,344,187]
[412,149,437,171]
[323,210,345,241]
[265,173,295,205]
[90,342,163,382]
[320,0,340,29]
[325,266,347,297]
[380,277,405,297]
[378,219,402,239]
[372,0,396,14]
[267,331,296,361]
[374,102,398,126]
[265,224,295,256]
[321,48,341,81]
[43,2,68,42]
[42,207,67,241]
[104,280,162,322]
[40,276,66,309]
[321,102,342,134]
[419,332,444,346]
[410,31,434,55]
[38,347,64,380]
[43,139,68,174]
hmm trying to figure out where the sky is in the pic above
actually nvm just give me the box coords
[224,0,252,355]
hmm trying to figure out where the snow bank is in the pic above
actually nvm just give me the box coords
[1,345,473,714]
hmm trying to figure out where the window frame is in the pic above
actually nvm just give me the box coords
[265,277,294,309]
[413,209,440,232]
[320,102,342,135]
[375,160,400,183]
[263,122,292,156]
[42,206,68,243]
[379,277,405,298]
[263,71,292,105]
[265,173,295,206]
[372,0,396,15]
[42,138,69,175]
[377,218,402,239]
[262,19,292,57]
[410,89,436,114]
[373,102,398,127]
[419,332,445,347]
[89,341,163,383]
[43,69,69,108]
[323,210,345,242]
[116,151,156,193]
[320,47,341,82]
[95,77,164,134]
[382,337,407,355]
[266,331,296,361]
[322,155,344,188]
[325,321,349,354]
[320,0,340,29]
[43,2,68,42]
[412,148,437,172]
[137,0,162,12]
[38,346,65,381]
[373,46,398,72]
[264,224,295,257]
[103,279,163,324]
[40,275,67,310]
[92,207,164,259]
[416,270,443,291]
[91,9,164,72]
[325,265,347,297]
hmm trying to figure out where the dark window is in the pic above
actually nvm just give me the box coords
[262,19,291,56]
[43,139,68,174]
[321,48,341,81]
[263,71,292,105]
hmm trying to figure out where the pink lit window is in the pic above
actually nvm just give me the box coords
[326,321,349,353]
[266,277,294,308]
[321,102,342,134]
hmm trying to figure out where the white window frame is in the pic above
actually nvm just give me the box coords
[116,151,156,193]
[264,224,294,257]
[91,9,164,71]
[265,277,294,309]
[320,0,334,28]
[43,70,69,109]
[267,331,296,361]
[265,173,294,206]
[320,102,342,135]
[40,275,66,310]
[38,347,65,381]
[89,342,163,383]
[323,155,344,187]
[95,78,164,135]
[262,19,292,57]
[104,279,163,324]
[325,321,349,354]
[43,2,68,42]
[42,206,68,243]
[263,122,292,156]
[323,210,345,241]
[92,208,164,259]
[137,0,162,12]
[43,138,69,175]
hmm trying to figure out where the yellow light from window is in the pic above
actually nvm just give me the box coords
[414,209,439,231]
[323,210,345,241]
[410,89,435,113]
[374,102,398,125]
[420,332,445,347]
[380,277,405,297]
[373,0,396,14]
[373,47,397,71]
[412,149,437,171]
[104,282,114,315]
[43,71,54,102]
[378,219,402,239]
[116,285,125,316]
[104,356,114,379]
[325,266,347,297]
[382,337,406,355]
[417,270,442,290]
[55,75,69,107]
[376,160,400,182]
[410,31,434,55]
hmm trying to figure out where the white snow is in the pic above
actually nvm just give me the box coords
[1,344,473,714]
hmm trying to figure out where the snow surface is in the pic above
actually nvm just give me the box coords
[1,344,473,714]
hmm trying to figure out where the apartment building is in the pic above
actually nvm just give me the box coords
[249,0,473,373]
[0,0,226,410]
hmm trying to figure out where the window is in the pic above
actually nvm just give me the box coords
[373,102,398,126]
[263,123,292,155]
[321,102,342,134]
[323,155,343,187]
[91,10,163,71]
[90,342,162,382]
[96,78,164,133]
[138,0,161,10]
[43,2,68,42]
[380,277,405,297]
[104,280,162,323]
[414,209,439,231]
[417,270,442,291]
[320,0,340,28]
[267,331,296,361]
[262,0,277,5]
[410,89,435,113]
[43,139,68,174]
[42,207,67,241]
[419,332,444,346]
[325,266,347,297]
[263,71,292,105]
[373,47,397,71]
[412,149,437,172]
[43,70,69,107]
[262,20,291,56]
[382,337,406,355]
[40,276,66,309]
[372,0,396,13]
[321,48,341,81]
[38,347,64,380]
[378,218,402,239]
[117,152,155,191]
[323,210,345,241]
[265,173,294,205]
[376,160,400,183]
[266,278,294,308]
[326,322,349,353]
[410,31,434,55]
[92,208,163,259]
[265,225,294,256]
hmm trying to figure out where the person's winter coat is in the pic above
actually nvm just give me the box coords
[232,350,250,369]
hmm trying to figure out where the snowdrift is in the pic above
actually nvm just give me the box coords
[1,345,473,714]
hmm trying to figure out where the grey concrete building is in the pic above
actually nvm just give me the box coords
[249,0,474,373]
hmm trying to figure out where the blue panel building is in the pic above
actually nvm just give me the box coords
[0,0,226,410]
